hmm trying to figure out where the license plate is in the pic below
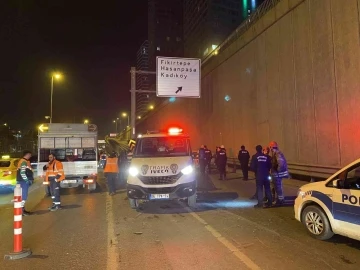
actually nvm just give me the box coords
[150,194,170,199]
[63,180,77,184]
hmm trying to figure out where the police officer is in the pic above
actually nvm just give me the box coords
[250,145,272,208]
[238,145,250,180]
[43,153,65,211]
[218,145,227,180]
[104,151,119,195]
[204,145,212,174]
[16,150,34,216]
[269,141,289,206]
[198,145,206,174]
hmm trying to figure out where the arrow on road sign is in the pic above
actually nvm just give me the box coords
[175,87,182,94]
[38,124,49,132]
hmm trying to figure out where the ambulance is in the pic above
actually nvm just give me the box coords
[126,128,196,209]
[294,158,360,241]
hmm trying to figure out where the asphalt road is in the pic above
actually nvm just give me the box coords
[0,171,359,270]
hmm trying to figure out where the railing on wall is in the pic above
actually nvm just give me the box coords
[202,0,283,65]
[226,158,340,180]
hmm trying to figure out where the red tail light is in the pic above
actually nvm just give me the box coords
[2,170,12,177]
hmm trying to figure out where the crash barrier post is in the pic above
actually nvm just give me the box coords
[4,184,32,260]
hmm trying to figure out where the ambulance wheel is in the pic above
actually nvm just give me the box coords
[129,198,139,209]
[187,193,197,208]
[301,205,334,240]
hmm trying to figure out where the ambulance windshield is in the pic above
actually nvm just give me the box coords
[134,137,190,157]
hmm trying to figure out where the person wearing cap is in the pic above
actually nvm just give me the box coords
[104,151,119,195]
[269,141,289,206]
[250,145,272,208]
[218,145,227,180]
[238,145,250,180]
[16,150,34,216]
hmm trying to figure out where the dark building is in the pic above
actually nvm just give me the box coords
[148,0,184,73]
[184,0,265,58]
[136,40,150,117]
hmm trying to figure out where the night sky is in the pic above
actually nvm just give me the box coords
[0,0,147,136]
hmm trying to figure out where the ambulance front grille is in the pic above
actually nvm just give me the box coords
[138,173,182,185]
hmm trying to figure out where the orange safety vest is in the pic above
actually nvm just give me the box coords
[17,158,31,170]
[45,160,65,182]
[104,157,119,173]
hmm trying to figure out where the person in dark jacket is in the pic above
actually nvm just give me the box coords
[250,145,272,208]
[218,145,227,180]
[238,145,250,180]
[214,146,220,172]
[269,141,289,206]
[204,145,212,174]
[198,145,206,174]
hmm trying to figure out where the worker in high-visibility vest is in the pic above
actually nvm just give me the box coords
[104,151,119,196]
[43,153,65,211]
[16,150,34,216]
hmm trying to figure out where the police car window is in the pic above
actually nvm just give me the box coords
[344,166,360,190]
[135,137,190,157]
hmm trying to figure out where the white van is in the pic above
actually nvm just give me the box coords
[126,128,196,209]
[294,159,360,241]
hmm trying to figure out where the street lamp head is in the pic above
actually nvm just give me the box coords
[84,119,89,124]
[122,113,127,117]
[149,105,154,110]
[45,116,50,119]
[53,73,62,80]
[4,123,7,126]
[137,116,141,119]
[113,120,116,123]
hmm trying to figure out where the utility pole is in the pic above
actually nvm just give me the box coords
[130,67,136,140]
[130,67,156,139]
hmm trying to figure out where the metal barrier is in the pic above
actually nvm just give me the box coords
[226,158,340,180]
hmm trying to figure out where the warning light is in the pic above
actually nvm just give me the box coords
[168,128,183,135]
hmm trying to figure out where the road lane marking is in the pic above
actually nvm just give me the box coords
[180,202,261,270]
[106,195,118,270]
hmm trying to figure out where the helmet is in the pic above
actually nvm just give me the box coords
[269,141,278,148]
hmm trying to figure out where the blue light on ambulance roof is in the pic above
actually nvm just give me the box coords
[169,97,176,103]
[224,95,231,102]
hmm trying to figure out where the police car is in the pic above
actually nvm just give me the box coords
[126,128,196,209]
[294,159,360,241]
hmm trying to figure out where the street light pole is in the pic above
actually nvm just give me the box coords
[50,73,62,124]
[50,76,54,123]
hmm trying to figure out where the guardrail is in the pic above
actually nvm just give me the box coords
[226,158,340,180]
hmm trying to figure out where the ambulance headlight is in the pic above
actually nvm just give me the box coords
[129,167,139,177]
[181,165,193,175]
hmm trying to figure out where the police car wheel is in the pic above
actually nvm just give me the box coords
[129,198,139,209]
[301,206,334,240]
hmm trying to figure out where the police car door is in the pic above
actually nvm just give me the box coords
[331,163,360,237]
